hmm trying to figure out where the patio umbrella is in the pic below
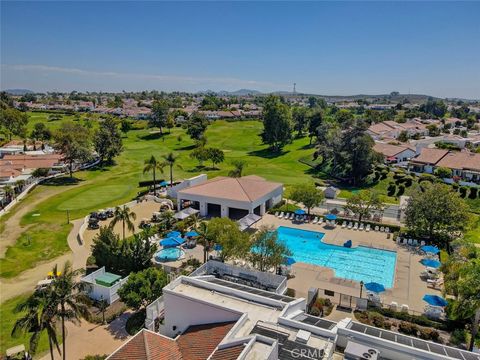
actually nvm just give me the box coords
[185,230,199,237]
[159,180,169,187]
[420,258,441,268]
[160,237,185,248]
[325,214,337,221]
[421,245,440,254]
[214,244,223,251]
[423,294,448,307]
[284,257,296,266]
[294,209,306,215]
[167,231,181,238]
[364,282,386,293]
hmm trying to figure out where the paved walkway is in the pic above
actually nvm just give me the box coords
[38,313,131,360]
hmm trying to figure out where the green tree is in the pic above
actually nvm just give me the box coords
[118,268,168,310]
[249,226,291,272]
[120,119,132,136]
[206,147,225,168]
[228,159,246,178]
[93,117,123,164]
[207,217,250,262]
[288,183,324,215]
[190,146,209,167]
[51,262,90,360]
[12,289,60,359]
[31,122,52,143]
[307,109,323,145]
[196,221,211,263]
[397,130,409,142]
[161,152,183,187]
[143,155,165,196]
[186,112,209,140]
[260,95,293,151]
[335,109,354,129]
[0,107,29,140]
[344,190,384,222]
[109,205,136,240]
[292,106,308,137]
[53,122,91,177]
[405,183,470,246]
[149,99,169,134]
[48,113,63,122]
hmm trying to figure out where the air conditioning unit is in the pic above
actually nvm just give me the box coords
[344,341,379,360]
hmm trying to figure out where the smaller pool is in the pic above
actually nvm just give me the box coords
[154,248,184,263]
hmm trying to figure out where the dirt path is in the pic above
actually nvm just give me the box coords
[0,186,70,257]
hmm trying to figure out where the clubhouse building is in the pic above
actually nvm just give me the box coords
[176,175,283,220]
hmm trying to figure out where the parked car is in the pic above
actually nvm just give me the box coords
[105,208,114,218]
[97,210,108,220]
[89,211,98,219]
[139,219,151,229]
[88,218,100,229]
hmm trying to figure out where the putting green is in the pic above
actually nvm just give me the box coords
[57,184,132,211]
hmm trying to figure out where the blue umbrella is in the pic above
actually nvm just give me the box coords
[284,257,296,266]
[159,180,169,187]
[325,214,337,221]
[185,230,199,237]
[294,209,306,215]
[423,294,448,307]
[364,282,386,293]
[421,258,441,268]
[167,231,181,238]
[214,244,223,251]
[160,236,185,248]
[421,245,440,254]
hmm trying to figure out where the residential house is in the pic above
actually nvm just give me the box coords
[373,142,416,164]
[81,267,128,305]
[408,148,449,174]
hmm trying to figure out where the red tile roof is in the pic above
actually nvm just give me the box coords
[209,344,246,360]
[108,322,236,360]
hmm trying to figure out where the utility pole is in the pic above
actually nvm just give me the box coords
[293,83,296,95]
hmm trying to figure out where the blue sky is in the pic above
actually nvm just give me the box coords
[1,1,479,98]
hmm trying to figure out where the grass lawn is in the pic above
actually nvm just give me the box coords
[1,114,317,278]
[0,294,51,356]
[465,215,480,244]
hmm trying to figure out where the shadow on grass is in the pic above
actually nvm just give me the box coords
[42,177,84,186]
[186,165,219,173]
[174,144,196,151]
[300,143,315,150]
[248,148,288,159]
[137,132,164,141]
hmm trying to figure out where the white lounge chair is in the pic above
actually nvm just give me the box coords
[390,302,398,311]
[348,222,353,229]
[420,240,426,246]
[407,239,413,245]
[385,227,390,233]
[353,223,359,230]
[279,212,284,219]
[318,217,323,224]
[359,223,364,231]
[366,224,371,232]
[396,237,401,244]
[275,211,279,217]
[342,221,346,228]
[401,304,409,312]
[413,239,418,246]
[313,217,318,224]
[374,226,379,231]
[401,238,407,245]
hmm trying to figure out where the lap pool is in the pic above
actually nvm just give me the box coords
[277,226,396,288]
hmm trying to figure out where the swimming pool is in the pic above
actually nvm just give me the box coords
[277,226,396,288]
[154,247,185,263]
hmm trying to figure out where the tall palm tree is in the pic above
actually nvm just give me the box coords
[196,221,211,263]
[51,262,90,360]
[143,155,164,196]
[12,289,60,360]
[110,205,136,240]
[161,152,183,187]
[228,160,246,178]
[3,185,15,201]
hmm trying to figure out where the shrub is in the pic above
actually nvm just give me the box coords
[468,187,478,199]
[370,312,386,328]
[459,186,468,198]
[310,306,321,316]
[449,329,466,346]
[285,288,296,297]
[397,184,405,196]
[398,321,419,336]
[434,166,453,179]
[419,173,435,183]
[86,255,96,266]
[125,310,146,335]
[452,183,459,190]
[387,183,396,196]
[419,327,440,341]
[404,176,413,187]
[32,168,50,177]
[380,169,389,179]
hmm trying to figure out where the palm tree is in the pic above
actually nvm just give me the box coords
[3,185,15,201]
[161,152,183,187]
[196,221,211,263]
[51,262,90,360]
[110,205,136,240]
[12,289,60,360]
[228,159,246,178]
[143,155,164,196]
[159,210,175,231]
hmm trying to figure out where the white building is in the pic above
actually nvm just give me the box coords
[176,175,283,219]
[107,261,480,360]
[81,267,128,304]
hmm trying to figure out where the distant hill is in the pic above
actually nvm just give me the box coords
[4,89,34,95]
[202,89,262,96]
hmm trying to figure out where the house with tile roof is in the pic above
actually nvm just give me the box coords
[373,142,416,164]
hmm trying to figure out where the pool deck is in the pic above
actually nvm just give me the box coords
[253,215,442,314]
